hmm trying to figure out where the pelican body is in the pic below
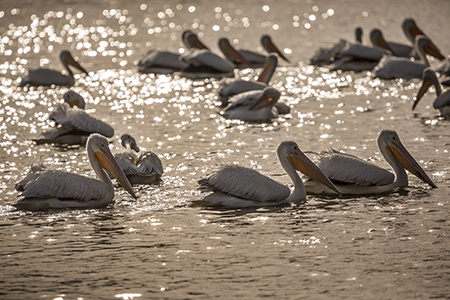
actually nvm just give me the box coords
[218,53,278,105]
[330,30,392,72]
[373,35,439,79]
[33,91,114,146]
[413,68,450,117]
[14,134,137,211]
[196,141,340,208]
[20,50,88,87]
[138,50,188,74]
[222,87,281,121]
[114,134,164,185]
[304,130,437,195]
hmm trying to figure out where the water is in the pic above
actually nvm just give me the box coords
[1,0,449,299]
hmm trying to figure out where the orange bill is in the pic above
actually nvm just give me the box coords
[386,145,437,188]
[288,151,341,195]
[412,78,433,110]
[95,150,138,199]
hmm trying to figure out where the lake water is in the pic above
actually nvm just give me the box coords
[1,0,449,299]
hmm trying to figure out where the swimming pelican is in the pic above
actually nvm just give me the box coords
[137,50,188,74]
[33,91,114,145]
[113,134,164,185]
[304,130,437,195]
[20,50,88,87]
[14,133,137,211]
[196,141,340,208]
[402,18,445,61]
[413,68,450,117]
[330,29,393,72]
[373,35,440,79]
[218,53,278,104]
[222,87,281,121]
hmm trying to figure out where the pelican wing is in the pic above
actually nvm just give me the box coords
[114,152,140,176]
[138,50,188,73]
[137,151,164,176]
[181,49,235,73]
[318,151,395,186]
[310,39,348,65]
[20,69,73,87]
[16,169,109,201]
[340,44,390,61]
[198,165,290,202]
[433,90,450,109]
[373,56,427,79]
[225,90,263,111]
[51,104,114,137]
[219,79,267,98]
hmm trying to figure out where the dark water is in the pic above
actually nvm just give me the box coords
[1,0,449,299]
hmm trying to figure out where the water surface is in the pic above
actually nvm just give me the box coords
[1,0,449,299]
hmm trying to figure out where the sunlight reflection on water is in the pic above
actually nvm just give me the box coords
[1,0,449,299]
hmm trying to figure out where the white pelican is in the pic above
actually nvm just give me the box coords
[402,18,445,61]
[196,141,340,208]
[222,87,281,121]
[373,35,440,79]
[33,91,114,145]
[330,29,393,72]
[218,53,278,103]
[113,134,164,185]
[413,68,450,117]
[304,130,437,195]
[20,50,88,87]
[137,50,188,74]
[14,134,137,211]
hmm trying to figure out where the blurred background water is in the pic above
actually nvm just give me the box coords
[0,0,449,299]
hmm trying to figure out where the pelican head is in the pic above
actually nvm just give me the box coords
[182,30,209,50]
[377,130,436,188]
[414,35,444,63]
[355,27,363,44]
[120,133,140,152]
[278,141,341,194]
[261,35,290,63]
[60,50,89,76]
[63,91,86,109]
[88,134,137,199]
[218,38,254,67]
[369,29,394,54]
[250,87,281,111]
[402,18,445,60]
[413,67,439,110]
